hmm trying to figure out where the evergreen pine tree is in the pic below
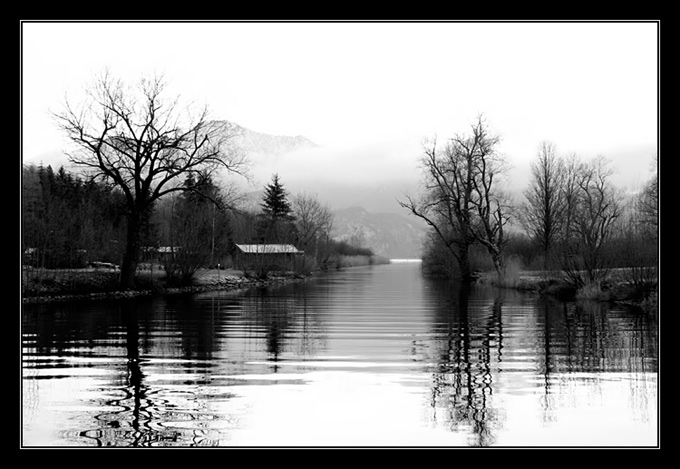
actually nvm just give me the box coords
[257,174,296,244]
[260,174,293,220]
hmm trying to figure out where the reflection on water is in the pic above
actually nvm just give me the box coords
[22,263,658,447]
[423,281,657,447]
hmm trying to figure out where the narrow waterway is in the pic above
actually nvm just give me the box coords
[22,261,658,447]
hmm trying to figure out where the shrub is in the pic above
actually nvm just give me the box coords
[575,281,608,301]
[542,281,577,300]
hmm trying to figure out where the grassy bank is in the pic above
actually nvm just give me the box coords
[21,266,309,303]
[22,255,392,303]
[478,265,658,311]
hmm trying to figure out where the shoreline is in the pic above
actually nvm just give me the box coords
[24,264,657,312]
[22,255,393,305]
[21,268,311,304]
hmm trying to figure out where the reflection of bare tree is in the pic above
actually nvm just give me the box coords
[82,285,329,446]
[544,299,658,374]
[427,282,658,447]
[82,306,157,446]
[83,300,226,447]
[124,308,146,440]
[427,281,504,447]
[537,297,557,423]
[537,297,658,424]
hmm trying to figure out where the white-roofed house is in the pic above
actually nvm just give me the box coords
[233,244,303,274]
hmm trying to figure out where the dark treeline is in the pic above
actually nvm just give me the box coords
[22,165,377,287]
[22,164,128,268]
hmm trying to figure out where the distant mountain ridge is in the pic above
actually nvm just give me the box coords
[215,120,318,156]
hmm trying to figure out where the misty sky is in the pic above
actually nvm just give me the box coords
[21,21,659,208]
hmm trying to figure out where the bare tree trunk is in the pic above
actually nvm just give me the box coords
[120,210,143,290]
[457,243,473,281]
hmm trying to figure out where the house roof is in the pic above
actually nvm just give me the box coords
[235,244,302,254]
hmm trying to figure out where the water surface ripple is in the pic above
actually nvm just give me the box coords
[22,262,658,447]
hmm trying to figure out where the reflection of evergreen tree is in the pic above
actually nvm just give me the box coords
[253,291,293,369]
[236,283,327,371]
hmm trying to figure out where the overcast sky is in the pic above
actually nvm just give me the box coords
[21,20,658,199]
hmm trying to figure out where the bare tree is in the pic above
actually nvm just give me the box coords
[399,116,509,280]
[159,171,237,284]
[562,156,622,287]
[293,193,333,270]
[521,141,566,270]
[637,153,658,242]
[54,72,248,288]
[469,140,512,276]
[559,152,583,249]
[399,136,474,280]
[293,192,333,250]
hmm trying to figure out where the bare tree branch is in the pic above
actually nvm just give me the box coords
[52,71,249,288]
[398,115,511,279]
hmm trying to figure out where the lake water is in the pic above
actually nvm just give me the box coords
[21,261,658,447]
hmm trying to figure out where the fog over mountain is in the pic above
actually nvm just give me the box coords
[226,121,318,156]
[235,129,424,214]
[332,206,427,259]
[226,123,430,258]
